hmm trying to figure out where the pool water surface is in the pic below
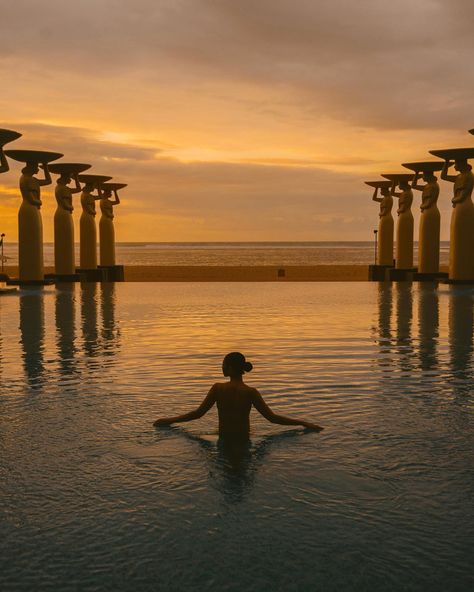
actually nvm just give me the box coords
[0,282,473,591]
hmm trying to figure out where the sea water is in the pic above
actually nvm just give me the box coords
[1,241,450,267]
[0,282,472,591]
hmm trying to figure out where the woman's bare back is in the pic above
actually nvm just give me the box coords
[214,382,255,436]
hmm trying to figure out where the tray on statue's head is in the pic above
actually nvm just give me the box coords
[4,149,63,164]
[365,180,392,189]
[0,129,22,147]
[402,161,444,173]
[382,173,414,183]
[78,174,112,185]
[429,148,474,161]
[101,182,127,191]
[48,162,91,175]
[468,129,474,135]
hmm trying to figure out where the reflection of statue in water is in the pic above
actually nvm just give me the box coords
[80,181,103,270]
[418,283,439,371]
[153,352,323,433]
[81,283,100,359]
[392,179,414,270]
[449,288,474,388]
[20,290,45,388]
[99,186,120,267]
[55,283,77,376]
[372,186,394,265]
[54,172,82,276]
[374,282,393,368]
[441,159,474,280]
[395,282,414,372]
[100,282,120,352]
[412,171,440,274]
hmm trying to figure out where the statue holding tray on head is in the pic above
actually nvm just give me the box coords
[0,129,22,174]
[403,162,443,275]
[99,183,125,267]
[49,163,91,277]
[4,149,63,282]
[430,146,474,281]
[78,174,112,270]
[368,181,394,266]
[383,174,414,270]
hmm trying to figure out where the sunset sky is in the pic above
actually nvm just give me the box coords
[2,0,474,242]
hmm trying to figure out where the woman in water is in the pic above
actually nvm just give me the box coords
[153,352,323,435]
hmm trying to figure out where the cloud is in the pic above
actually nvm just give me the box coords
[2,0,474,130]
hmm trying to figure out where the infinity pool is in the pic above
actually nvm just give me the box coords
[0,282,473,591]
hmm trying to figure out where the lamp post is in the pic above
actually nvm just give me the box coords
[1,233,5,273]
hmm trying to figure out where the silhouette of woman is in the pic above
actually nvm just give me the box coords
[0,147,9,173]
[153,352,323,435]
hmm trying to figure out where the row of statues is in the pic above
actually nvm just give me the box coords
[367,129,474,281]
[0,128,126,282]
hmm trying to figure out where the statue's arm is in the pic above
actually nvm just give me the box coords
[441,161,456,183]
[372,188,382,203]
[0,149,9,173]
[70,174,82,194]
[111,189,120,205]
[38,163,52,186]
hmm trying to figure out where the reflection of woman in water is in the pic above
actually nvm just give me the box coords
[153,352,323,434]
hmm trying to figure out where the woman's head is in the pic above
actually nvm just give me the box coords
[222,352,253,377]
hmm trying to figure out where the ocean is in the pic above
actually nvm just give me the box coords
[0,241,451,267]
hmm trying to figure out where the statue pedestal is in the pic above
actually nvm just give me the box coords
[76,267,107,282]
[414,271,448,282]
[6,278,54,287]
[98,265,124,282]
[368,264,393,281]
[45,272,81,283]
[389,268,417,281]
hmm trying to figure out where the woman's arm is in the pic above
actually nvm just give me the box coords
[153,385,217,426]
[111,189,120,205]
[411,172,424,192]
[251,389,323,431]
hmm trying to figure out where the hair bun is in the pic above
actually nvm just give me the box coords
[244,361,253,373]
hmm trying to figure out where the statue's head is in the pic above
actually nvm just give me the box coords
[58,173,71,185]
[399,180,410,190]
[381,187,391,197]
[422,171,437,183]
[22,161,38,175]
[454,158,472,173]
[103,187,113,198]
[83,182,94,191]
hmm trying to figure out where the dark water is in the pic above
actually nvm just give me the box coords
[0,282,473,591]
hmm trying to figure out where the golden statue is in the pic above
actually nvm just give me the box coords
[99,183,125,267]
[403,162,443,275]
[383,174,414,270]
[367,181,394,266]
[49,163,91,277]
[430,147,474,281]
[4,149,63,282]
[78,174,111,270]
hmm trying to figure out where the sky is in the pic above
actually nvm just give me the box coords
[2,0,474,242]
